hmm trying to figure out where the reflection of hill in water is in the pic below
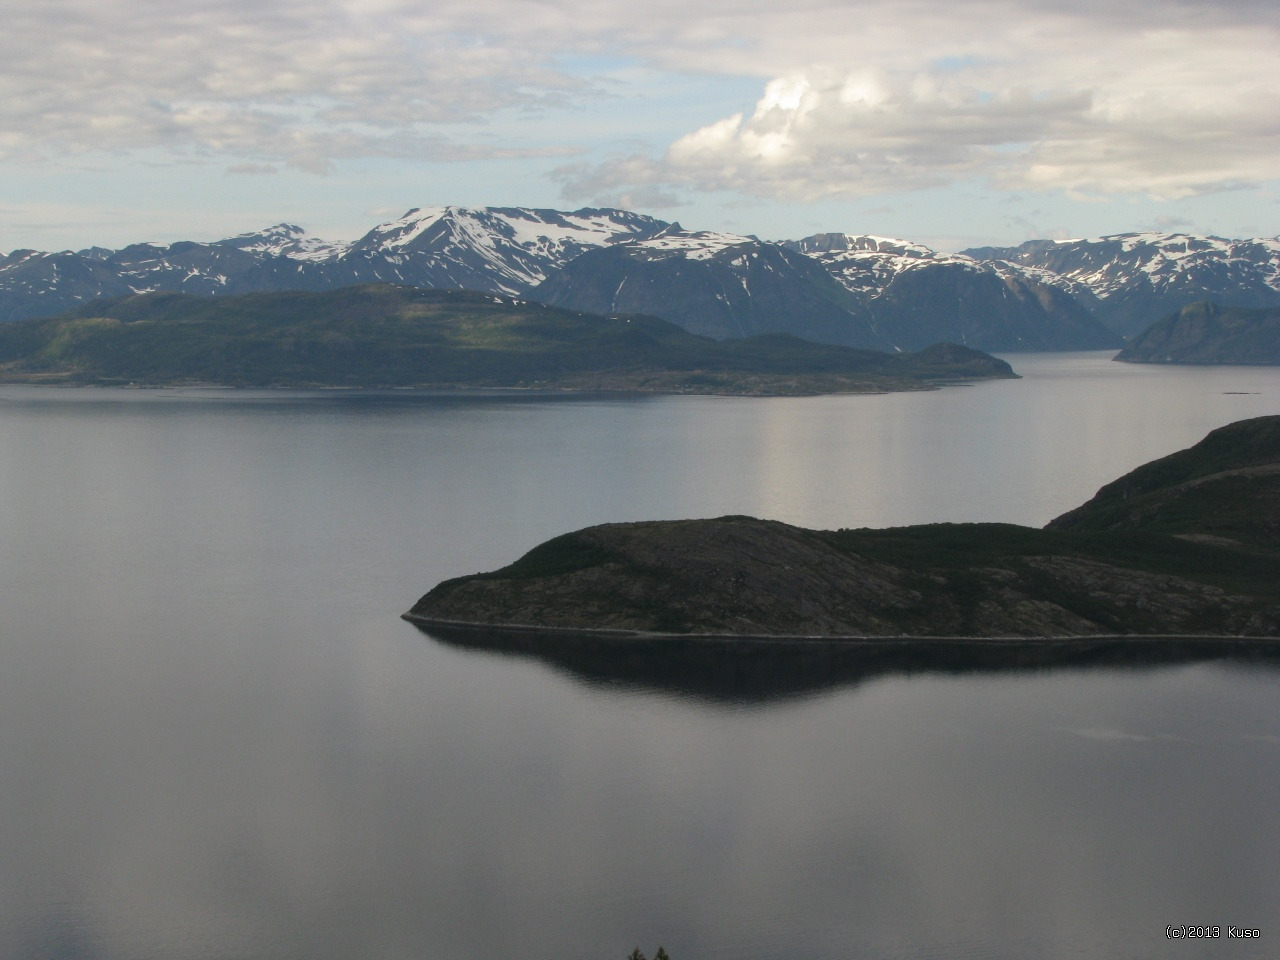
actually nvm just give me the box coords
[414,623,1280,706]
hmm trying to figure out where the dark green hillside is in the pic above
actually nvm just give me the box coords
[1115,301,1280,364]
[1046,415,1280,547]
[407,417,1280,638]
[0,284,1014,393]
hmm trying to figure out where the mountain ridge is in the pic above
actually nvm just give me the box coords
[4,209,1279,356]
[962,232,1280,337]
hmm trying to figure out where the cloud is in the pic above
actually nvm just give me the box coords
[554,1,1280,203]
[0,0,597,170]
[3,0,1278,201]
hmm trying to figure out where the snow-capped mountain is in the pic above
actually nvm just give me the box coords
[788,234,944,297]
[0,228,343,321]
[534,226,888,350]
[213,223,352,262]
[963,233,1280,337]
[0,249,138,323]
[789,233,1118,351]
[3,210,1277,354]
[0,207,669,323]
[339,206,670,295]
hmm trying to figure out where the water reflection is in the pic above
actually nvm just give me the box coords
[416,624,1280,705]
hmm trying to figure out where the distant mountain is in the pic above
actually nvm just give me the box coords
[213,223,352,261]
[533,225,888,350]
[788,234,1118,351]
[335,206,670,294]
[0,232,336,321]
[6,211,1277,356]
[0,249,139,322]
[1114,301,1280,364]
[537,229,1117,353]
[0,283,1014,394]
[963,233,1280,338]
[0,206,669,322]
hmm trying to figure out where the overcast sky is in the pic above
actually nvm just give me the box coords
[3,0,1278,252]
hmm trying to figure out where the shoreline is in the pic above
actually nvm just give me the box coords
[401,613,1280,646]
[0,375,1004,398]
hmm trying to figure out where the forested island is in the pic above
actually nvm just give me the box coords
[0,284,1013,395]
[407,416,1280,639]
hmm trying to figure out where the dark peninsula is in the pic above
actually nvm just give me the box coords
[406,417,1280,639]
[1116,301,1280,364]
[0,284,1013,395]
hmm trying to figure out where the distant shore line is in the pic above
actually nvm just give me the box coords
[0,377,977,397]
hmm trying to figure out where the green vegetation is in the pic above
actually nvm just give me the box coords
[1116,301,1280,364]
[0,284,1015,393]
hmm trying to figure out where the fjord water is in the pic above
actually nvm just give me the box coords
[1,352,1278,960]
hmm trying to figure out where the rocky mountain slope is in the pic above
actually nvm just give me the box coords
[533,226,888,349]
[789,234,1118,351]
[334,206,670,295]
[0,207,670,322]
[964,233,1280,338]
[534,226,1121,352]
[1113,301,1280,365]
[407,417,1280,638]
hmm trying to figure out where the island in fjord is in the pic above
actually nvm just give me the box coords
[0,284,1013,395]
[406,416,1280,639]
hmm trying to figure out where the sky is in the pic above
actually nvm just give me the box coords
[2,0,1279,253]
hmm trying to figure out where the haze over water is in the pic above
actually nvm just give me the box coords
[1,353,1278,959]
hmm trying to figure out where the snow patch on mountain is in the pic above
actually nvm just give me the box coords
[979,232,1280,301]
[788,233,993,297]
[349,206,670,294]
[217,223,352,262]
[626,225,761,261]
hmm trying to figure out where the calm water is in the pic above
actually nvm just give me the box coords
[1,353,1279,960]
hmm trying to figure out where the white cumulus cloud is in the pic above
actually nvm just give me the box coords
[556,0,1280,203]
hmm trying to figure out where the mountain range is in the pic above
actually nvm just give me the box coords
[963,233,1280,338]
[4,206,1279,352]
